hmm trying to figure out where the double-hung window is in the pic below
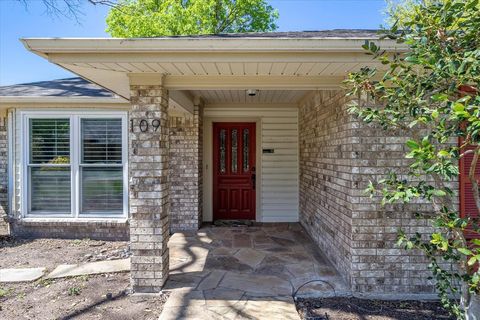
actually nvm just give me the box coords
[23,111,128,219]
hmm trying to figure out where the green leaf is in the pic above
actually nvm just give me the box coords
[431,94,449,102]
[437,150,450,157]
[406,140,419,149]
[467,255,478,266]
[431,189,447,197]
[457,248,473,256]
[452,103,465,113]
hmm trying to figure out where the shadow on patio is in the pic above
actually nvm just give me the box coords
[159,223,350,320]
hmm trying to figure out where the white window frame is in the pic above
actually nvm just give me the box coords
[20,110,128,220]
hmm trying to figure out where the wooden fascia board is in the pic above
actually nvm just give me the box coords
[21,38,406,54]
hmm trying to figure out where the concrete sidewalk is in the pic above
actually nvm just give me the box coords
[0,258,130,283]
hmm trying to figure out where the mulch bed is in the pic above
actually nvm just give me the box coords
[296,297,455,320]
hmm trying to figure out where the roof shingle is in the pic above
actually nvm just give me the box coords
[0,77,114,98]
[146,29,380,39]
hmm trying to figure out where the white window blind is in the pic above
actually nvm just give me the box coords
[30,167,71,213]
[28,119,71,214]
[81,167,123,214]
[81,119,122,164]
[80,119,123,215]
[30,119,70,164]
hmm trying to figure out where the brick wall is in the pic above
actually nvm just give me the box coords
[0,116,9,236]
[169,105,203,232]
[299,90,355,283]
[349,118,437,295]
[11,220,128,240]
[299,90,437,297]
[129,85,170,293]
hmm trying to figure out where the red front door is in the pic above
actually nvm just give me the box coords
[213,122,256,220]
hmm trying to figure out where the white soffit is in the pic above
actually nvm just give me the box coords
[21,37,399,99]
[190,89,308,105]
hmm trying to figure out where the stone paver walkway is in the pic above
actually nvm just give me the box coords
[161,223,349,320]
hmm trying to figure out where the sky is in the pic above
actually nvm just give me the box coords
[0,0,388,86]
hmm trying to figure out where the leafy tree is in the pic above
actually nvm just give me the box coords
[105,0,278,37]
[345,0,480,318]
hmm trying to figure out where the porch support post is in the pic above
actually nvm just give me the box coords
[129,85,170,293]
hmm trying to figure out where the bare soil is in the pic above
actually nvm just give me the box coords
[296,297,454,320]
[0,237,167,320]
[0,237,130,270]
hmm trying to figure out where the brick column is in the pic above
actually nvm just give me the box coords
[169,103,203,231]
[129,85,170,293]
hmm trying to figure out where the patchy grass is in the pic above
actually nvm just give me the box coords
[68,286,82,296]
[0,286,14,298]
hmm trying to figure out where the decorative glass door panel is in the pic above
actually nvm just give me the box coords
[213,122,256,220]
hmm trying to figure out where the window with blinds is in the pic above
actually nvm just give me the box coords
[80,119,123,215]
[28,119,71,214]
[81,119,122,164]
[25,113,126,218]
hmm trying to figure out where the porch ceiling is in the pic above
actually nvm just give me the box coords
[21,37,403,103]
[189,89,309,106]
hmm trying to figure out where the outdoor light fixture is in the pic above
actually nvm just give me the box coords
[246,89,258,97]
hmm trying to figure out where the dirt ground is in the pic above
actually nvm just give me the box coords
[296,297,454,320]
[0,237,168,320]
[0,237,130,270]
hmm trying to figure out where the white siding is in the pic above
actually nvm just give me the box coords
[204,107,299,222]
[14,111,21,215]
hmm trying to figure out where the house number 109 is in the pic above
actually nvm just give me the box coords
[130,119,161,132]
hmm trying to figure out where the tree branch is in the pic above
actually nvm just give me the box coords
[88,0,118,7]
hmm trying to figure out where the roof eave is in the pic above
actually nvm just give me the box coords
[20,37,407,54]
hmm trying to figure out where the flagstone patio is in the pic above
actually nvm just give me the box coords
[160,223,350,320]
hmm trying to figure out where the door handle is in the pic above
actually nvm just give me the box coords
[251,173,256,190]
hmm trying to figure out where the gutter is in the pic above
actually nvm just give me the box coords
[20,37,408,54]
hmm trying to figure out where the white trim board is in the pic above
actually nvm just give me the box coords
[17,110,128,221]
